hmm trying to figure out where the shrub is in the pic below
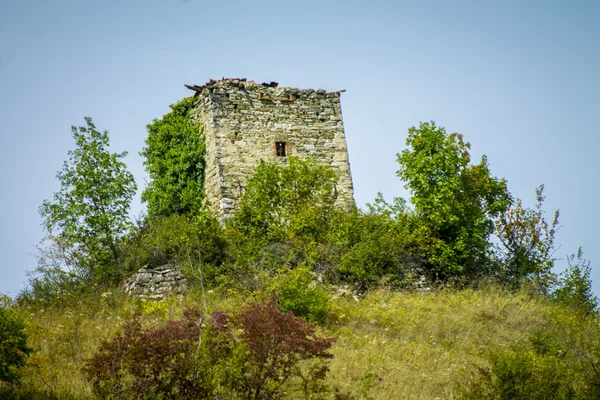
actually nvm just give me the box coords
[332,209,414,289]
[237,302,335,399]
[460,348,577,400]
[0,304,32,384]
[85,303,334,399]
[553,248,598,316]
[120,211,226,284]
[460,319,600,400]
[84,309,205,399]
[493,185,559,291]
[264,267,330,324]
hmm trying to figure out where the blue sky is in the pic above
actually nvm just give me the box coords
[1,0,598,296]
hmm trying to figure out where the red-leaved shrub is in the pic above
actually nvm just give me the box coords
[238,302,334,398]
[84,303,334,399]
[84,309,205,398]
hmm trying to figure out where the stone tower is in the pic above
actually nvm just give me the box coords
[186,78,354,220]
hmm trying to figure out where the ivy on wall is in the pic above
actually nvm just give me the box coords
[141,97,206,219]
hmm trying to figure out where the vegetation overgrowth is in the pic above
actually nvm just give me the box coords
[2,111,598,399]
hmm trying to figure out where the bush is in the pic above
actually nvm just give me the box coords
[85,303,334,399]
[332,208,415,289]
[493,185,559,291]
[120,211,226,283]
[229,157,339,245]
[85,309,227,399]
[264,267,330,324]
[0,304,32,384]
[460,319,600,400]
[553,248,598,316]
[237,302,334,399]
[460,348,577,400]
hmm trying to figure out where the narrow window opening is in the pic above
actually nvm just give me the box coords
[276,142,287,157]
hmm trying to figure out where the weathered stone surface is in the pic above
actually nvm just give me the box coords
[189,78,355,220]
[123,264,188,299]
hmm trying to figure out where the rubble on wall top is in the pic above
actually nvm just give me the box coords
[184,77,345,97]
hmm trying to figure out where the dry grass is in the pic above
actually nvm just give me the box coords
[15,288,243,399]
[12,285,567,399]
[325,286,559,399]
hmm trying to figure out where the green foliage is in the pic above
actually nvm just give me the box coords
[553,248,598,315]
[0,305,32,384]
[332,204,417,289]
[121,211,226,278]
[141,97,206,219]
[460,348,578,400]
[494,185,559,291]
[396,121,511,277]
[461,311,600,400]
[39,117,137,285]
[230,157,339,245]
[264,267,330,324]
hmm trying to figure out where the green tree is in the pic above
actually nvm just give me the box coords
[397,121,511,276]
[230,157,339,244]
[141,97,205,219]
[39,117,137,283]
[553,248,598,315]
[494,185,560,290]
[0,303,32,384]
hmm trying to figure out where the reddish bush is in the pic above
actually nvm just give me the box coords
[84,310,207,399]
[85,304,334,399]
[239,302,334,398]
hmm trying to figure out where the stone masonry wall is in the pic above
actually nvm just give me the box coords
[123,264,188,300]
[187,78,354,220]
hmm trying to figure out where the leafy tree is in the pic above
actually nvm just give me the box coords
[494,185,560,290]
[553,248,598,315]
[230,157,339,244]
[141,97,206,219]
[332,206,417,289]
[39,117,137,284]
[397,122,511,276]
[0,304,32,384]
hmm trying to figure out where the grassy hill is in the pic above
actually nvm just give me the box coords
[5,122,598,399]
[5,284,598,399]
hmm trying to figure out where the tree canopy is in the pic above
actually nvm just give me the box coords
[230,157,339,244]
[39,117,137,282]
[141,97,205,219]
[397,121,512,276]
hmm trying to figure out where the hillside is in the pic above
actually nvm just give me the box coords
[2,114,598,399]
[4,285,599,399]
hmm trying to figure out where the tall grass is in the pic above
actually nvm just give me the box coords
[325,286,558,399]
[6,285,590,399]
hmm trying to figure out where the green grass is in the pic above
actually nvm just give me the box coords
[4,285,591,399]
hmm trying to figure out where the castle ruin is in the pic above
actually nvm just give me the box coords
[185,78,354,220]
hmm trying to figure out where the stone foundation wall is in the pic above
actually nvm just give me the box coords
[188,78,354,220]
[123,264,188,299]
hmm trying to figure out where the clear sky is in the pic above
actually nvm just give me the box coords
[1,0,598,296]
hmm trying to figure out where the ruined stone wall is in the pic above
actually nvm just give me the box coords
[123,264,188,299]
[188,78,354,220]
